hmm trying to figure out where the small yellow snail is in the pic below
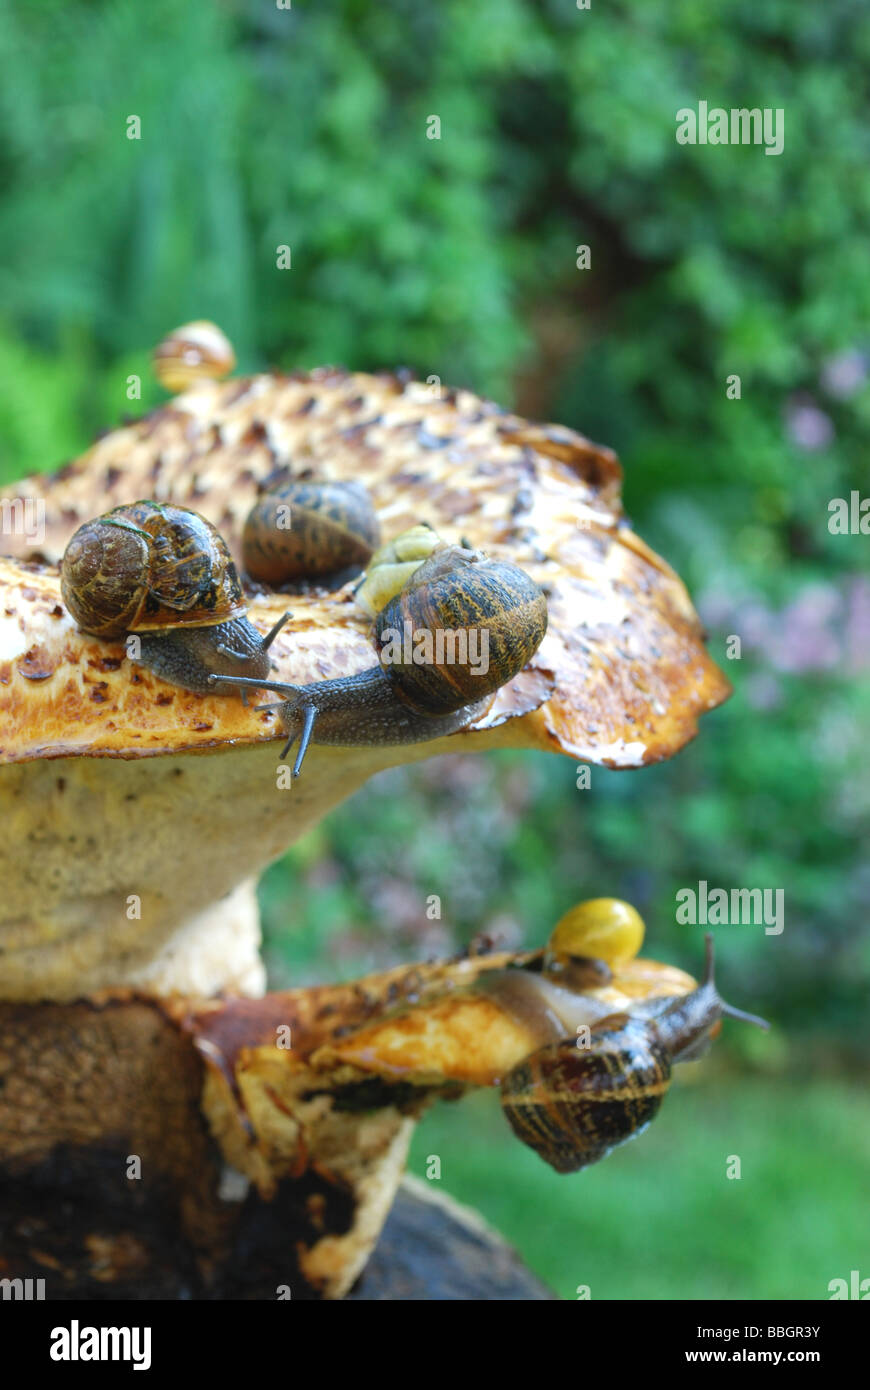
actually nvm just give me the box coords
[61,501,290,696]
[208,542,548,775]
[500,934,768,1173]
[354,524,444,618]
[544,898,646,987]
[242,480,381,589]
[152,321,236,393]
[465,898,640,1047]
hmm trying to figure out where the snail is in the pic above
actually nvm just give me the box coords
[242,481,381,588]
[464,899,647,1049]
[500,933,769,1173]
[152,321,236,393]
[61,501,290,696]
[543,897,645,990]
[546,898,645,969]
[207,541,548,775]
[354,524,443,618]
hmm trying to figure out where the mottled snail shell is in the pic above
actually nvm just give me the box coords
[152,321,236,393]
[242,480,381,587]
[501,1016,671,1174]
[373,543,549,715]
[61,501,246,640]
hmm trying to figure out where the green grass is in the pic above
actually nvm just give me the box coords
[407,1076,869,1300]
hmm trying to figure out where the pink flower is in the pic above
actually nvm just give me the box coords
[785,397,834,451]
[820,350,868,400]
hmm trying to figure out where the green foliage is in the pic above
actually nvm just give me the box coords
[1,0,868,538]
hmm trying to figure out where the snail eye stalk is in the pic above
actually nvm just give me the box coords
[279,704,318,777]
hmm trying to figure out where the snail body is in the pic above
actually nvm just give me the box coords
[135,612,290,698]
[209,543,548,775]
[500,934,768,1173]
[61,501,290,696]
[243,481,380,588]
[471,965,618,1049]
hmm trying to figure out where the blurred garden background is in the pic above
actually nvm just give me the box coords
[0,0,867,1298]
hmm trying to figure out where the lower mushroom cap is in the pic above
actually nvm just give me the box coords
[0,940,697,1297]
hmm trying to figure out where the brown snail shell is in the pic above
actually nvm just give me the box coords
[61,501,246,640]
[152,321,236,393]
[242,481,381,587]
[60,500,291,697]
[501,1016,672,1173]
[373,544,548,715]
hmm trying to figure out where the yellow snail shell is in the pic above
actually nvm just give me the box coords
[545,898,646,981]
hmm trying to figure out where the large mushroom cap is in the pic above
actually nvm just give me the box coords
[0,366,728,766]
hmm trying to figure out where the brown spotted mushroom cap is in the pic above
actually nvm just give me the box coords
[0,366,728,765]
